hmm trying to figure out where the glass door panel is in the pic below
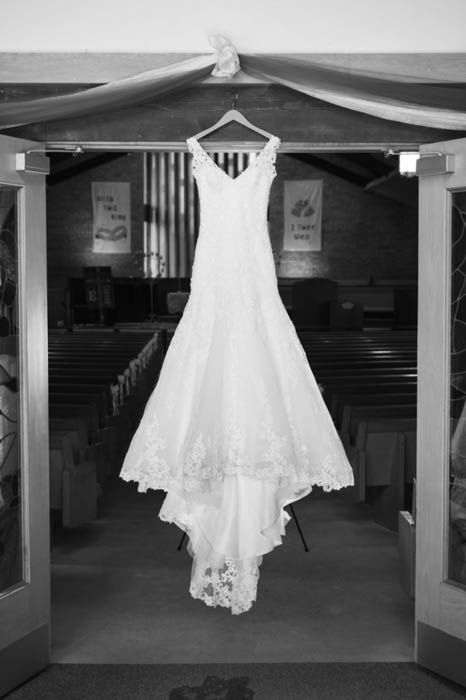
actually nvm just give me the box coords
[0,185,21,594]
[0,137,49,698]
[417,137,466,688]
[450,190,466,588]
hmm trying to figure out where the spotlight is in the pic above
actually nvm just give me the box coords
[399,152,420,177]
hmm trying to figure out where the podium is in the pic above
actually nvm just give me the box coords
[82,266,115,326]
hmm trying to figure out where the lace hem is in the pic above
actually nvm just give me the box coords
[158,495,261,614]
[189,557,260,615]
[157,476,290,615]
[120,408,354,496]
[120,460,354,496]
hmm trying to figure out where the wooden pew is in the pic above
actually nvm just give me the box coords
[48,330,163,527]
[328,385,417,424]
[355,420,416,531]
[340,403,416,442]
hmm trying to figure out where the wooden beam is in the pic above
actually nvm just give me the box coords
[292,153,370,187]
[293,152,417,207]
[47,153,127,185]
[0,52,465,84]
[341,153,394,178]
[3,84,465,148]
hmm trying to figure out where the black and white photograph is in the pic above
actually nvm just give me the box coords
[0,2,466,698]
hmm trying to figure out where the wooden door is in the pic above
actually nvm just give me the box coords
[417,137,466,686]
[0,136,49,696]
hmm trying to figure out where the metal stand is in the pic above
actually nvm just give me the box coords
[289,503,310,553]
[176,503,310,553]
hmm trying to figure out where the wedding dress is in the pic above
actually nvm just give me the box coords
[119,134,354,614]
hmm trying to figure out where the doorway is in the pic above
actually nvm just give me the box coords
[45,143,417,663]
[2,106,466,692]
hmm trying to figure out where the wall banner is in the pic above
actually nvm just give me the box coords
[283,179,323,251]
[92,182,131,253]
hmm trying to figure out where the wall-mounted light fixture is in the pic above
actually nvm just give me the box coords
[399,151,420,177]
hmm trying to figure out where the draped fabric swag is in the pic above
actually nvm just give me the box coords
[1,52,466,131]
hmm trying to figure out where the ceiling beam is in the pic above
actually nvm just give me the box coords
[291,152,417,207]
[339,152,395,178]
[47,152,127,186]
[291,153,370,187]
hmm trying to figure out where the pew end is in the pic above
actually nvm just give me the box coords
[398,510,416,599]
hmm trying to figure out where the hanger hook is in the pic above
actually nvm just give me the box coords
[232,91,238,110]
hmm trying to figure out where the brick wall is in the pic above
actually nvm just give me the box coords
[46,151,418,323]
[46,153,144,290]
[270,154,418,281]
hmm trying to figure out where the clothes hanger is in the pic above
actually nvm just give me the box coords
[192,93,275,142]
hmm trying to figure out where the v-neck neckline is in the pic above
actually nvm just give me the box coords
[188,135,279,182]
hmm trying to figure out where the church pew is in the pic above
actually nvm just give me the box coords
[303,344,416,353]
[345,407,416,445]
[49,369,130,380]
[48,330,162,527]
[356,421,416,531]
[48,358,137,370]
[315,366,416,379]
[305,352,416,363]
[62,461,98,527]
[321,372,416,384]
[49,392,109,424]
[50,417,88,448]
[50,382,113,413]
[50,422,114,489]
[50,403,100,439]
[309,355,417,365]
[336,392,416,424]
[49,429,100,527]
[78,441,107,485]
[92,425,118,477]
[340,403,416,438]
[50,428,86,464]
[363,430,406,531]
[304,344,416,353]
[355,418,417,452]
[328,384,417,422]
[49,432,75,509]
[404,429,417,486]
[398,510,416,598]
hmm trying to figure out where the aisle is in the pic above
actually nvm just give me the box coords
[50,479,414,664]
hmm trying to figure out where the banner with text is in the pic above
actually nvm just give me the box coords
[92,182,131,253]
[283,179,323,251]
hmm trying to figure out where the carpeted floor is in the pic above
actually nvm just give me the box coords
[6,662,466,699]
[50,478,414,664]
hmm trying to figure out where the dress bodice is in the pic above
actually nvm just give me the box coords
[186,135,281,308]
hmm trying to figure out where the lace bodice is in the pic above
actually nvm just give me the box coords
[186,134,280,181]
[186,135,281,315]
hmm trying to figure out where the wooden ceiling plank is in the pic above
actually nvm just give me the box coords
[4,85,465,148]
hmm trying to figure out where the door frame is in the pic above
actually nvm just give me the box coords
[416,136,466,686]
[0,137,50,697]
[2,84,466,689]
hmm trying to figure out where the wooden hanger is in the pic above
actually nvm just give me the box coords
[192,92,275,141]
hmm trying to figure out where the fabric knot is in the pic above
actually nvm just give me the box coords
[209,35,241,78]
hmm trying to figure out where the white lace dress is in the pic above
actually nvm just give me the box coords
[120,134,354,614]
